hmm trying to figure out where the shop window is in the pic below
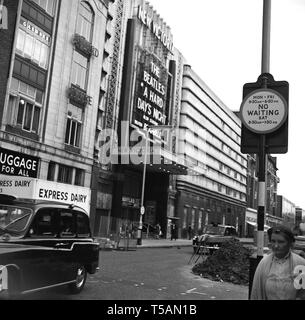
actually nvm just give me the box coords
[31,0,56,16]
[71,51,89,90]
[191,209,195,229]
[9,78,43,134]
[198,210,203,230]
[205,213,209,225]
[76,1,94,42]
[16,19,51,69]
[183,207,188,229]
[76,212,90,237]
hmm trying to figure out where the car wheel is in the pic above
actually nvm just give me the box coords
[68,265,87,294]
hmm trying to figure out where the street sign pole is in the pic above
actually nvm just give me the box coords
[257,0,271,261]
[248,0,271,299]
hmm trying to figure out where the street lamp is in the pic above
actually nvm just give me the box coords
[137,125,174,245]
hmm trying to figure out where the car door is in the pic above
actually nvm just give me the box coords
[74,211,99,273]
[21,208,63,291]
[54,209,77,283]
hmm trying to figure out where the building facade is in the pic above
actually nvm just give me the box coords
[0,0,112,215]
[276,195,296,229]
[175,64,248,238]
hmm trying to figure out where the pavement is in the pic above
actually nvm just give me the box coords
[97,236,255,250]
[138,237,255,248]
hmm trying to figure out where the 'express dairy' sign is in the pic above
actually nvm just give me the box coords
[0,175,91,214]
[0,147,40,178]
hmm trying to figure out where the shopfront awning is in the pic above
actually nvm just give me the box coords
[167,216,180,220]
[246,221,270,230]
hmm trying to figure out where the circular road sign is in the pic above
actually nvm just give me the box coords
[240,89,288,134]
[140,206,145,215]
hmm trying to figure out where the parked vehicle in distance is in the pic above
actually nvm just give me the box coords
[0,194,100,298]
[294,235,305,257]
[192,224,239,254]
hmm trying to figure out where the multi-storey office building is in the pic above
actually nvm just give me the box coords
[175,65,248,238]
[265,156,281,226]
[0,0,113,215]
[277,195,296,229]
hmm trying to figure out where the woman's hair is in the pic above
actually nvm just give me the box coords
[267,224,295,243]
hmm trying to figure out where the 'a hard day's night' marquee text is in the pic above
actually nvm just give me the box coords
[132,49,169,130]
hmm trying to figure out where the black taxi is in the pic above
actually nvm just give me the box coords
[0,195,100,298]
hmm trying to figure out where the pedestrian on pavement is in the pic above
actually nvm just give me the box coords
[251,224,305,300]
[170,222,177,241]
[187,224,192,240]
[155,223,162,239]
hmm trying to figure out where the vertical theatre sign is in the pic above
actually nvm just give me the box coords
[137,5,173,53]
[132,49,169,130]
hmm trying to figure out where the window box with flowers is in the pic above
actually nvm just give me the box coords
[72,33,99,58]
[68,84,92,108]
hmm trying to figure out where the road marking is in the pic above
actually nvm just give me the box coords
[185,288,207,296]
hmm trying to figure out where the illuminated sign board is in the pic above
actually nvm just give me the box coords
[137,5,173,52]
[0,147,40,178]
[132,49,169,130]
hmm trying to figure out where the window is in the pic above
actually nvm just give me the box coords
[71,51,89,90]
[76,212,90,237]
[59,211,76,237]
[75,168,85,186]
[47,162,85,186]
[47,162,56,181]
[76,2,94,41]
[16,18,51,69]
[58,164,73,184]
[31,0,56,16]
[9,78,43,134]
[198,210,203,230]
[31,209,57,237]
[65,116,82,147]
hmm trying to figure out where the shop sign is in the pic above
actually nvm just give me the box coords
[137,5,173,52]
[132,49,169,131]
[20,17,51,44]
[0,147,40,178]
[122,196,140,208]
[0,175,91,214]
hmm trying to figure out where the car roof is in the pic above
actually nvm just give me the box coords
[210,224,236,229]
[0,194,87,214]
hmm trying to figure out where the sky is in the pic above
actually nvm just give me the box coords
[148,0,305,209]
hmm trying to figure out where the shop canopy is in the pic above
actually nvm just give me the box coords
[246,221,270,231]
[114,146,207,176]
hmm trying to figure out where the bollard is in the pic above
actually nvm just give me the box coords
[248,253,263,299]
